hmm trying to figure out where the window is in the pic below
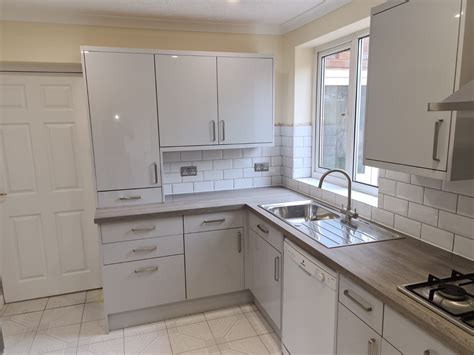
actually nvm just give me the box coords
[314,32,378,194]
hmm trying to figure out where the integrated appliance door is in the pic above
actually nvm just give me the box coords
[282,240,338,355]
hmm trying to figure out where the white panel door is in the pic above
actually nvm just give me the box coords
[0,73,101,302]
[155,55,218,147]
[252,231,281,329]
[84,51,160,191]
[217,57,273,145]
[365,0,461,171]
[185,228,244,299]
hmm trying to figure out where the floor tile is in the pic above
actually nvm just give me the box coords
[2,331,35,354]
[82,302,105,323]
[39,304,84,330]
[168,321,216,354]
[77,337,124,355]
[244,312,273,335]
[46,292,86,309]
[239,304,258,314]
[86,289,103,304]
[218,336,269,355]
[178,345,221,355]
[79,319,124,346]
[124,320,166,338]
[207,314,257,344]
[0,310,42,336]
[204,306,242,321]
[30,324,80,354]
[165,313,206,329]
[2,298,48,316]
[259,333,282,354]
[124,329,172,354]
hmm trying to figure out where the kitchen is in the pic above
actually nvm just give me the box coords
[0,0,473,354]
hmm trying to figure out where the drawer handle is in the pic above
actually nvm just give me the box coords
[203,218,226,224]
[134,266,158,273]
[343,289,373,312]
[368,338,376,355]
[257,224,269,234]
[132,246,157,253]
[131,226,156,232]
[119,195,142,201]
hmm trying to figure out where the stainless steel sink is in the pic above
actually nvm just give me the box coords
[259,200,403,248]
[259,200,339,224]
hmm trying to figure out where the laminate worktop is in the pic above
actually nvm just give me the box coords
[95,187,474,354]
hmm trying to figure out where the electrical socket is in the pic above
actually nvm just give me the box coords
[181,166,197,176]
[254,162,270,172]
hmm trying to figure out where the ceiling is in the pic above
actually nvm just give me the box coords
[0,0,351,34]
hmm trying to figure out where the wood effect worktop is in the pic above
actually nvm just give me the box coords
[95,187,474,354]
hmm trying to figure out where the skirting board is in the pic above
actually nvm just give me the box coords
[108,290,253,331]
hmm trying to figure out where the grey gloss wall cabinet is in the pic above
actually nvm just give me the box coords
[84,51,162,207]
[364,0,474,180]
[156,54,274,147]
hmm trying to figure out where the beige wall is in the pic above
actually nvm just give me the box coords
[0,21,286,122]
[0,1,382,125]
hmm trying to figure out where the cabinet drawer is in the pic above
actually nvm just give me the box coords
[383,306,458,355]
[184,210,243,233]
[97,187,162,208]
[103,255,186,314]
[102,235,183,265]
[101,216,183,244]
[249,212,283,252]
[339,275,384,334]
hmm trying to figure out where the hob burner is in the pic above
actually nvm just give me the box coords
[436,284,468,301]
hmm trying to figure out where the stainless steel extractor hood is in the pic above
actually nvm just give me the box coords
[428,80,474,112]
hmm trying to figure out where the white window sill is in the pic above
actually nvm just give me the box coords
[297,177,378,208]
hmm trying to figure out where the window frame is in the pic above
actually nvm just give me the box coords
[311,29,378,196]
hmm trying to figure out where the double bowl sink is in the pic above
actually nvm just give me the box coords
[259,200,402,248]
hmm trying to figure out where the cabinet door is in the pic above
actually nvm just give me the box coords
[155,55,218,147]
[383,306,458,355]
[381,339,401,355]
[252,231,281,329]
[365,0,461,171]
[217,57,273,145]
[84,52,160,191]
[185,228,244,299]
[337,303,381,355]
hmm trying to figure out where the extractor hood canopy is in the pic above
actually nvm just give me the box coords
[428,80,474,112]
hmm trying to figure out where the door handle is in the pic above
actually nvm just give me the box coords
[220,120,225,141]
[368,338,376,355]
[257,224,269,234]
[153,162,158,184]
[274,256,280,281]
[211,120,216,142]
[237,231,242,253]
[432,119,443,162]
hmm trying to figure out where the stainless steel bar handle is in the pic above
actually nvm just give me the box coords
[134,266,158,273]
[203,218,226,224]
[132,246,157,253]
[368,338,376,355]
[119,195,142,201]
[344,289,373,312]
[432,119,443,162]
[153,162,159,184]
[131,226,156,232]
[257,224,269,234]
[211,120,216,142]
[274,256,280,281]
[237,231,242,253]
[220,120,225,141]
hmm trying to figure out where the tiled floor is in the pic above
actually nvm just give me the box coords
[0,290,281,355]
